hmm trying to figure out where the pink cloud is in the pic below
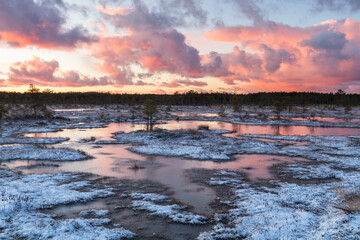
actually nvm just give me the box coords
[161,79,207,88]
[5,56,112,87]
[0,0,95,48]
[203,19,360,92]
[92,5,360,92]
[92,5,202,85]
[95,5,132,16]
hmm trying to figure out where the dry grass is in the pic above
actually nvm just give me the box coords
[334,187,360,213]
[129,162,145,170]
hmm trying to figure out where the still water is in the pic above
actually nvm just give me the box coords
[13,120,359,214]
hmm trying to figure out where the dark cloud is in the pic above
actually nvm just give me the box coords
[262,44,296,73]
[230,0,264,25]
[99,0,208,27]
[177,79,207,87]
[0,0,95,48]
[302,31,350,64]
[302,31,348,51]
[158,0,208,27]
[137,73,154,79]
[315,0,360,12]
[202,51,223,73]
[161,79,207,88]
[105,2,174,31]
[199,47,263,85]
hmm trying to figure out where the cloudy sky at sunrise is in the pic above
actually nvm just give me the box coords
[0,0,360,93]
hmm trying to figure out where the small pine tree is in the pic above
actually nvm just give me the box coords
[273,100,285,119]
[143,99,157,130]
[230,95,242,113]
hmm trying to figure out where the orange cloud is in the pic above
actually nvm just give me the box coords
[95,5,132,15]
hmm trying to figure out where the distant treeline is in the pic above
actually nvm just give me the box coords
[0,90,358,106]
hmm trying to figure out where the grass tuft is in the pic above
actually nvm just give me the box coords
[334,187,360,213]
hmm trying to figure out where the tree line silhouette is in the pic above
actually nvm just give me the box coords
[0,88,358,106]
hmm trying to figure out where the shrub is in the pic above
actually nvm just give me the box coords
[197,125,210,130]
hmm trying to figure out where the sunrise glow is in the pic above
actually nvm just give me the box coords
[0,0,360,93]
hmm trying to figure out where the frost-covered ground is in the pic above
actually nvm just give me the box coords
[197,169,360,239]
[0,105,359,239]
[0,170,134,239]
[106,107,360,239]
[112,129,360,165]
[127,192,207,224]
[43,104,360,128]
[0,144,90,161]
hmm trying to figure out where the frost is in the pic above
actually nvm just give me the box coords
[199,170,360,239]
[129,192,169,202]
[80,209,110,218]
[129,192,207,224]
[114,129,271,160]
[0,137,69,145]
[132,200,207,224]
[0,171,134,239]
[0,145,90,161]
[1,213,134,240]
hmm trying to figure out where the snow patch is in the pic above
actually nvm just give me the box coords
[0,145,90,161]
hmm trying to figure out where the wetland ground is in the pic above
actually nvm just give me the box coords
[0,104,359,239]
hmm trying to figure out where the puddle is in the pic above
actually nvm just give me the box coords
[227,154,306,180]
[171,113,220,117]
[287,117,360,123]
[53,108,102,112]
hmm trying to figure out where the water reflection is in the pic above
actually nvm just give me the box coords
[288,117,360,123]
[171,113,219,117]
[158,120,359,136]
[19,120,360,214]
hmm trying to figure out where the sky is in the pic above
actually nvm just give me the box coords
[0,0,360,94]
